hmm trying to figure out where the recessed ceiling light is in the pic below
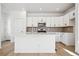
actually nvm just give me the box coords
[22,8,25,11]
[30,8,31,11]
[56,8,60,11]
[40,8,42,11]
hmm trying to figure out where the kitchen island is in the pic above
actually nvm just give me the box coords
[14,33,56,53]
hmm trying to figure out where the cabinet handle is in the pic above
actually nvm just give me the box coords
[32,24,33,26]
[54,24,55,26]
[65,24,66,25]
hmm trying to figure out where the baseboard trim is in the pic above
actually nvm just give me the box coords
[14,50,56,53]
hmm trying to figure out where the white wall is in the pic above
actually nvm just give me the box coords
[0,4,5,48]
[75,4,79,54]
[5,10,27,42]
[1,4,11,42]
[0,4,1,48]
[1,12,8,41]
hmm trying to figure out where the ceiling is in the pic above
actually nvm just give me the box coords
[2,3,75,13]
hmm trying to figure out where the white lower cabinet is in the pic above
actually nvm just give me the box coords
[60,33,75,46]
[55,33,75,46]
[39,35,54,51]
[55,34,60,42]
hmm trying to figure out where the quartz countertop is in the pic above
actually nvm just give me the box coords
[25,32,60,34]
[15,32,57,37]
[15,32,73,37]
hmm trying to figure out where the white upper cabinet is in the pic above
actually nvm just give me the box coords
[42,17,46,23]
[38,17,46,23]
[38,17,42,23]
[46,17,51,27]
[63,10,75,27]
[32,17,38,27]
[63,13,70,26]
[54,17,62,27]
[51,17,55,27]
[27,17,33,27]
[41,17,46,23]
[54,17,58,27]
[27,17,47,27]
[69,10,75,20]
[59,16,64,27]
[53,16,64,27]
[27,9,75,27]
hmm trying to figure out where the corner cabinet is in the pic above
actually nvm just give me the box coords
[69,10,75,20]
[63,10,75,27]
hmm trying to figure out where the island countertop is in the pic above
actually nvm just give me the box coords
[15,32,59,36]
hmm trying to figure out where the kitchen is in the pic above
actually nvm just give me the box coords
[0,3,78,56]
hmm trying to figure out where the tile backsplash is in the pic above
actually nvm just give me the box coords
[26,26,73,33]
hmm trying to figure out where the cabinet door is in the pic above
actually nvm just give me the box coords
[55,35,60,42]
[18,36,39,51]
[59,16,64,27]
[50,17,54,27]
[60,33,63,43]
[42,17,46,23]
[63,34,68,45]
[38,17,42,23]
[39,17,46,23]
[54,17,59,27]
[27,17,33,27]
[46,17,51,27]
[32,17,38,27]
[63,14,69,26]
[39,35,54,51]
[69,10,75,19]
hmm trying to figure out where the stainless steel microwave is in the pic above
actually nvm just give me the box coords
[38,23,46,27]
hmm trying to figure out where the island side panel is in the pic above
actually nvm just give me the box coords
[14,34,56,53]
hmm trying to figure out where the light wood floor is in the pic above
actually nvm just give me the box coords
[0,41,75,56]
